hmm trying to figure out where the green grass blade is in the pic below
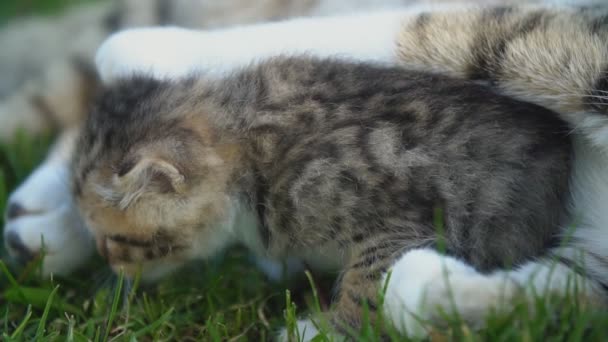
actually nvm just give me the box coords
[103,270,124,342]
[304,271,322,314]
[94,326,101,342]
[34,285,59,341]
[0,260,27,302]
[283,290,299,341]
[133,308,174,338]
[4,285,84,317]
[0,260,21,289]
[10,305,33,339]
[3,305,8,333]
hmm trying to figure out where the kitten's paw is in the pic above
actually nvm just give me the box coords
[3,137,94,276]
[382,248,520,337]
[95,27,206,83]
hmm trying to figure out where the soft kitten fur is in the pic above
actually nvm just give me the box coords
[73,56,571,335]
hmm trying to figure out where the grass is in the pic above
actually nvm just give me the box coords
[1,1,608,341]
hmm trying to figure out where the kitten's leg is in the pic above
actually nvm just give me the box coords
[279,241,424,341]
[279,246,391,341]
[95,3,475,83]
[3,128,95,276]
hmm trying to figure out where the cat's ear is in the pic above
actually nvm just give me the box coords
[112,157,186,208]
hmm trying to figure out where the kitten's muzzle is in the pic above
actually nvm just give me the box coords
[96,234,182,264]
[96,235,142,263]
[96,235,143,278]
[95,234,183,281]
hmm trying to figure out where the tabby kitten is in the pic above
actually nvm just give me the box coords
[84,3,608,339]
[72,56,571,336]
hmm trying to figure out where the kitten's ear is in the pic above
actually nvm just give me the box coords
[113,157,186,208]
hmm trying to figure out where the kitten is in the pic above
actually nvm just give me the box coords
[72,56,571,337]
[92,6,608,318]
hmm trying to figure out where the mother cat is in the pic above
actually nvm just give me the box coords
[6,1,608,339]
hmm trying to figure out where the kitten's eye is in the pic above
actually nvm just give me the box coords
[116,159,137,177]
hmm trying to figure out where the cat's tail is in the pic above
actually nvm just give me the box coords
[395,4,608,147]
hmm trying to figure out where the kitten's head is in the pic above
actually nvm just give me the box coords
[72,77,241,281]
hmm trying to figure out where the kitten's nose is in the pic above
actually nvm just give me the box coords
[5,202,27,220]
[5,230,35,264]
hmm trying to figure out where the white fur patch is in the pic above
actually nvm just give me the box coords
[548,135,608,289]
[3,130,94,275]
[382,248,520,338]
[95,11,406,82]
[95,5,475,83]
